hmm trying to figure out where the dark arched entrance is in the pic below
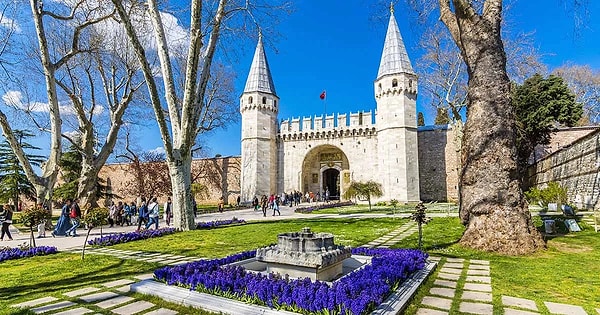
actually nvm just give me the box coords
[323,168,340,200]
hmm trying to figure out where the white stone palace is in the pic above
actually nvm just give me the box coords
[240,8,420,203]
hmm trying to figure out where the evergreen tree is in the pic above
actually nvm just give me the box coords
[0,130,45,211]
[434,107,451,125]
[53,145,114,203]
[512,74,583,175]
[417,112,425,126]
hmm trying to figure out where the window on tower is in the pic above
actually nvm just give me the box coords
[409,80,413,88]
[392,79,398,87]
[262,96,267,104]
[249,96,253,104]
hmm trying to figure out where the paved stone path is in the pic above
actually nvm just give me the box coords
[362,221,418,248]
[11,274,177,314]
[413,257,594,314]
[73,247,203,266]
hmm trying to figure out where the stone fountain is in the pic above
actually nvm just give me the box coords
[255,227,352,281]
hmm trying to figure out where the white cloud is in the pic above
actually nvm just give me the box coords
[148,146,166,155]
[63,130,81,141]
[0,16,21,33]
[2,90,105,116]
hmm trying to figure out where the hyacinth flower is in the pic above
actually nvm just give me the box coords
[0,246,58,263]
[87,227,176,246]
[196,218,246,229]
[154,247,427,314]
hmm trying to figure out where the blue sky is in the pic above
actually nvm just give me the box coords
[189,0,600,158]
[4,1,600,162]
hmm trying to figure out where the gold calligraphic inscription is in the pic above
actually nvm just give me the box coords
[320,152,342,162]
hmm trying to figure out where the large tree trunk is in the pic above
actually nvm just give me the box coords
[77,163,100,209]
[169,152,195,230]
[440,0,543,255]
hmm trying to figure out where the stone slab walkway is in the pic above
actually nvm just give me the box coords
[362,221,417,248]
[10,277,178,315]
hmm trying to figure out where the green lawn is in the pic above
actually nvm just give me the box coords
[398,217,600,314]
[0,254,217,315]
[109,217,407,257]
[2,216,599,314]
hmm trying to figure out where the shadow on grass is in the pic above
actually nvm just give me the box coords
[0,257,157,302]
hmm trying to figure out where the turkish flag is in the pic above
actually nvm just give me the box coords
[319,91,326,100]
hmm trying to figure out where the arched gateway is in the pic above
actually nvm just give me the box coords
[239,7,420,203]
[301,145,350,200]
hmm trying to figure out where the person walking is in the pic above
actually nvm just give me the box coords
[136,198,148,231]
[52,199,73,237]
[218,197,224,213]
[145,197,160,230]
[108,201,117,228]
[65,199,81,237]
[260,195,268,217]
[272,197,281,216]
[0,205,13,241]
[163,197,172,226]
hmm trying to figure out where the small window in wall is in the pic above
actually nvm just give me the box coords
[378,83,382,92]
[408,79,413,88]
[262,96,267,104]
[392,78,398,87]
[249,96,253,104]
[274,100,277,107]
[359,112,363,125]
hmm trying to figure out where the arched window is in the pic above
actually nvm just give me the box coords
[378,83,382,92]
[262,96,267,104]
[248,96,253,104]
[392,79,398,87]
[408,80,413,88]
[274,100,277,107]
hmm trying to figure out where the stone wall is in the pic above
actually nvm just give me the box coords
[528,129,600,209]
[417,125,460,202]
[98,156,241,206]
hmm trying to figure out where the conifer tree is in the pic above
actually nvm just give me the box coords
[0,130,45,211]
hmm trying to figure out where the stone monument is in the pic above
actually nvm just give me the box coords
[255,227,352,281]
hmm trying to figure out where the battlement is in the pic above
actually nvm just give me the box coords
[279,111,377,140]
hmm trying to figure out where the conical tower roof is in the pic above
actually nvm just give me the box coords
[376,6,414,80]
[243,34,277,96]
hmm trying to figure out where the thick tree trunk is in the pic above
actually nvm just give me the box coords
[453,6,544,255]
[77,163,100,209]
[169,153,195,230]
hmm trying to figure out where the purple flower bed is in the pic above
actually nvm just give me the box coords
[154,247,427,314]
[295,201,355,214]
[87,227,176,246]
[0,246,58,263]
[196,218,247,229]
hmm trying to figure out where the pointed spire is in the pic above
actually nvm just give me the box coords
[376,8,414,80]
[244,32,277,96]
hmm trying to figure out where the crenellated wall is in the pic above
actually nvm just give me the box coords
[280,111,375,136]
[528,129,600,210]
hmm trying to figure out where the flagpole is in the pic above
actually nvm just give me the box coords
[324,90,327,116]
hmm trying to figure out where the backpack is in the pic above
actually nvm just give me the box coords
[69,206,77,218]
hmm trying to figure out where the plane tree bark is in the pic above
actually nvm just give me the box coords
[0,0,112,204]
[438,0,544,254]
[110,0,290,230]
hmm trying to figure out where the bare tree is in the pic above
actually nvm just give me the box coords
[53,23,144,209]
[0,0,113,204]
[554,64,600,124]
[110,0,291,230]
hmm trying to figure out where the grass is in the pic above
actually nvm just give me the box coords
[398,217,600,314]
[0,253,218,315]
[108,217,407,257]
[310,202,459,215]
[2,215,599,314]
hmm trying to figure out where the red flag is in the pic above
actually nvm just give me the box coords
[319,91,326,100]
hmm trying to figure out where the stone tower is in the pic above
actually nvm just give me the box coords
[240,34,279,202]
[374,5,420,202]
